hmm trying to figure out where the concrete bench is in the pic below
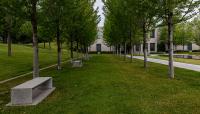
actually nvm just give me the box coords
[7,77,55,106]
[72,60,83,67]
[83,55,90,60]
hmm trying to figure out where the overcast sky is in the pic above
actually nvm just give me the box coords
[94,0,105,27]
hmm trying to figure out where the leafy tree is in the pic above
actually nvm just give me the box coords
[191,16,200,47]
[1,0,24,56]
[174,23,193,51]
[23,0,40,78]
[17,21,32,43]
[158,0,200,78]
[134,0,160,67]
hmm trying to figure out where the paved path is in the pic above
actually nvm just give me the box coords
[0,60,70,84]
[127,55,200,72]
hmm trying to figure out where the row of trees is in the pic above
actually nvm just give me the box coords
[160,16,200,51]
[0,0,99,78]
[103,0,200,79]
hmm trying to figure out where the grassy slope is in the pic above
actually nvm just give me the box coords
[150,55,200,65]
[1,55,200,114]
[0,43,69,81]
[175,52,200,55]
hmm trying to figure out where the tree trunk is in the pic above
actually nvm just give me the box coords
[124,42,127,61]
[43,42,46,48]
[143,24,148,69]
[131,44,133,62]
[117,45,119,56]
[7,28,12,56]
[56,21,61,70]
[120,44,122,57]
[31,0,39,78]
[130,28,133,62]
[49,41,51,49]
[167,12,174,79]
[70,40,74,59]
[113,46,115,55]
[6,16,12,56]
[86,46,89,60]
[76,41,79,58]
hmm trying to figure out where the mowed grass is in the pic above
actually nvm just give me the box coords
[175,52,200,55]
[0,43,69,81]
[0,55,200,114]
[150,55,200,65]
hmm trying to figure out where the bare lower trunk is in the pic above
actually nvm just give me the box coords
[49,41,51,49]
[120,44,122,57]
[7,30,12,56]
[112,46,115,55]
[117,45,119,56]
[70,40,74,59]
[76,41,79,58]
[43,42,46,48]
[56,21,61,70]
[86,46,89,60]
[168,12,174,79]
[124,42,127,61]
[143,24,147,69]
[31,1,39,78]
[131,44,133,62]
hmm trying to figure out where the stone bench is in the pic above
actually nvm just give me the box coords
[72,60,83,67]
[83,55,90,60]
[7,77,55,106]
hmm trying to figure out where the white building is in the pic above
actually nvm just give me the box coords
[134,29,158,54]
[90,27,200,53]
[175,44,200,51]
[89,27,112,52]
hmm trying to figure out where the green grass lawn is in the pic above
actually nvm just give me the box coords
[0,43,69,81]
[150,55,200,65]
[175,52,200,55]
[0,55,200,114]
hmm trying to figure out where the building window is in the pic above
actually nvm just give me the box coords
[136,44,140,51]
[96,44,101,52]
[150,43,155,51]
[188,43,192,51]
[150,29,155,38]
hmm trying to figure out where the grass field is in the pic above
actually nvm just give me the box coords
[0,43,69,81]
[0,55,200,114]
[150,55,200,65]
[175,52,200,55]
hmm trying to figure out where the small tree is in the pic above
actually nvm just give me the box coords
[158,0,200,79]
[191,16,200,47]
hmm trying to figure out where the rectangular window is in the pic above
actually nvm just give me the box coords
[96,44,101,52]
[150,29,155,38]
[150,43,155,51]
[136,44,140,51]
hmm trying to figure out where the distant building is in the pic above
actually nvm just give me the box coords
[89,27,200,53]
[134,29,158,54]
[174,44,200,51]
[89,27,112,52]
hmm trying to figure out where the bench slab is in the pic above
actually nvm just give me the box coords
[6,77,55,106]
[72,60,83,67]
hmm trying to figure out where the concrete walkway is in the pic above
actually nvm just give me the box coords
[0,60,70,84]
[127,55,200,72]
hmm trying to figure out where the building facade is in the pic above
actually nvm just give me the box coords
[90,27,200,53]
[89,27,112,52]
[134,29,158,54]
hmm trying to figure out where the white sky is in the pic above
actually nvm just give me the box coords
[94,0,105,27]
